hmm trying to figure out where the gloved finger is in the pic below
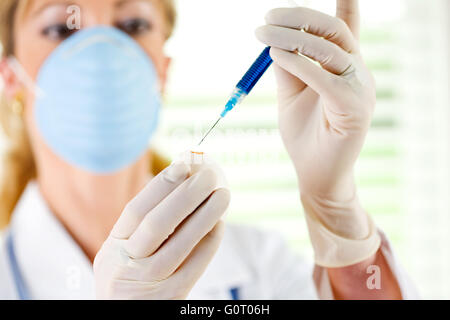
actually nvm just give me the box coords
[273,63,319,128]
[177,150,229,190]
[111,161,191,239]
[269,47,339,98]
[142,188,230,280]
[272,62,308,99]
[264,7,358,53]
[336,0,360,40]
[256,25,353,75]
[169,221,225,295]
[124,168,219,259]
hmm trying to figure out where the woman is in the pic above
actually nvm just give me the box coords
[0,0,415,299]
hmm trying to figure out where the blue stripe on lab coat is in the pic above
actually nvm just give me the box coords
[6,233,30,300]
[229,287,240,300]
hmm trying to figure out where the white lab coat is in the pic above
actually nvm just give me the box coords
[0,182,418,299]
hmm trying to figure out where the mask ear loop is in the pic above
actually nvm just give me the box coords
[6,56,45,99]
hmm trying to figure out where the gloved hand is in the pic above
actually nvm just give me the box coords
[256,0,380,268]
[93,156,230,299]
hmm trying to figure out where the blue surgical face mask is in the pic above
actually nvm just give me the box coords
[33,26,161,174]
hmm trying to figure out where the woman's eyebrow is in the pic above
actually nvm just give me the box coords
[30,1,73,17]
[115,0,153,8]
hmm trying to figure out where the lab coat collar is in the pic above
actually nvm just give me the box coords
[10,182,95,299]
[9,182,253,299]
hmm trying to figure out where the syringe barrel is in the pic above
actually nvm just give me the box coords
[220,47,273,118]
[236,46,273,95]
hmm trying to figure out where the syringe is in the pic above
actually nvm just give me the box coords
[198,46,273,145]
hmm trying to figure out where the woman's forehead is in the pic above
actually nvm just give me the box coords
[24,0,159,17]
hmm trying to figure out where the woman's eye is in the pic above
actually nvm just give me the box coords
[117,18,152,36]
[42,24,77,41]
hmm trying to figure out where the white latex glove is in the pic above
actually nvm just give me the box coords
[93,156,230,299]
[256,1,380,267]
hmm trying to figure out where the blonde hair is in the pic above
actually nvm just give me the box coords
[0,0,176,229]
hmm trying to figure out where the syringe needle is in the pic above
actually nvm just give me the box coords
[198,117,222,146]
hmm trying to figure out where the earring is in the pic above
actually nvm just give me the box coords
[11,93,24,117]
